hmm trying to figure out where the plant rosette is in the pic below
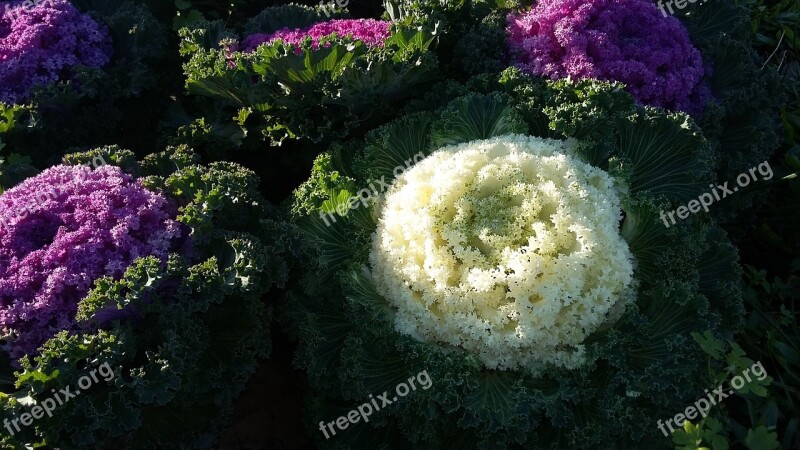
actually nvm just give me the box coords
[0,146,289,449]
[0,160,181,361]
[371,134,637,371]
[239,18,392,53]
[504,0,783,214]
[0,0,112,105]
[0,0,169,163]
[507,0,709,115]
[178,4,439,150]
[287,82,743,448]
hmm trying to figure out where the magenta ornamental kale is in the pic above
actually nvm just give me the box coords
[241,18,391,53]
[0,165,181,360]
[0,0,112,104]
[507,0,708,114]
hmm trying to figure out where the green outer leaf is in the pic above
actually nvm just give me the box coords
[361,112,434,183]
[616,110,714,202]
[1,148,286,448]
[430,93,527,147]
[286,71,744,450]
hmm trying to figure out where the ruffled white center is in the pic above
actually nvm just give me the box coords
[370,135,635,370]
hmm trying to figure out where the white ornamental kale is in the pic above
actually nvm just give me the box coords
[289,90,744,449]
[370,135,635,370]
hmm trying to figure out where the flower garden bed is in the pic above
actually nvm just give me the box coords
[0,0,798,449]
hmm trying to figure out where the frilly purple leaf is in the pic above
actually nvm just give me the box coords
[0,0,112,103]
[0,164,180,360]
[507,0,709,115]
[241,18,391,53]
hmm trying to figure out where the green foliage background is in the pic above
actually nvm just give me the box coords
[0,0,796,448]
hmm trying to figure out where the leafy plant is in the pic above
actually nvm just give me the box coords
[0,0,174,165]
[178,4,440,154]
[285,73,744,449]
[507,0,709,114]
[671,332,785,450]
[0,103,24,154]
[0,146,291,448]
[383,0,513,78]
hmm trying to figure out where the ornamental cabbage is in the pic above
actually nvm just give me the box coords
[387,0,782,216]
[371,135,635,370]
[179,4,439,151]
[506,0,708,114]
[0,0,112,104]
[0,164,180,361]
[287,74,743,448]
[0,1,170,167]
[240,18,391,52]
[0,146,290,449]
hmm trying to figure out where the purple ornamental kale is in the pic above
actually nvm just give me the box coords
[507,0,709,114]
[0,0,112,104]
[0,165,181,360]
[240,18,391,53]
